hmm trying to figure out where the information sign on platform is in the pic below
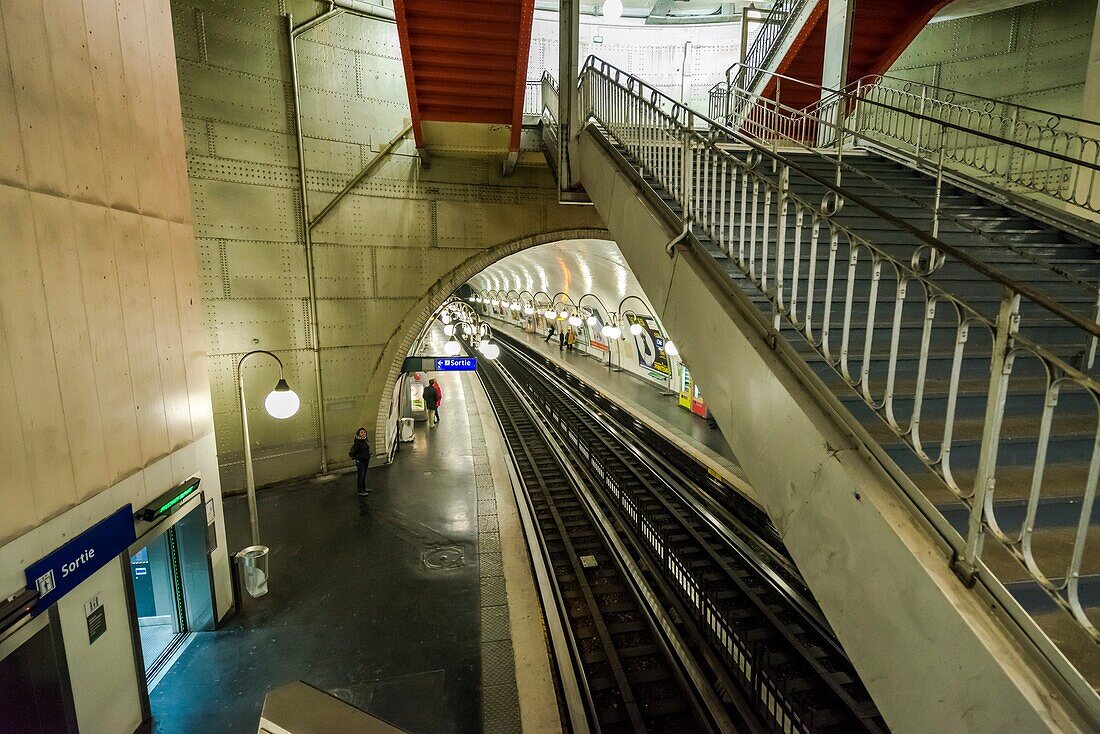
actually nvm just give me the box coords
[24,505,136,616]
[433,357,476,371]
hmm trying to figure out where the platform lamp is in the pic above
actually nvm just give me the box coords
[238,350,301,546]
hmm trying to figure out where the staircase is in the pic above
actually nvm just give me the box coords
[733,0,951,114]
[392,0,535,153]
[567,58,1100,731]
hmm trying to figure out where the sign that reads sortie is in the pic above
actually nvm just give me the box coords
[24,505,136,615]
[433,357,477,371]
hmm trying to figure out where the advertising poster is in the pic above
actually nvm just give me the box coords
[629,312,668,376]
[586,309,609,352]
[625,314,670,378]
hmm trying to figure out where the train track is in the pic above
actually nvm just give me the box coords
[478,334,888,733]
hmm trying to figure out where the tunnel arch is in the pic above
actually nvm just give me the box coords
[365,227,610,454]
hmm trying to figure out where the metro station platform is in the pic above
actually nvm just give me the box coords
[146,338,557,733]
[487,323,759,508]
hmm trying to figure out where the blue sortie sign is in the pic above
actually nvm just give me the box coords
[433,357,477,371]
[25,505,136,615]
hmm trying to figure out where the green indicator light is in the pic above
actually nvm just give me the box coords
[156,482,199,515]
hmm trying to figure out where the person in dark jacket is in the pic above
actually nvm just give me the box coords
[544,324,556,343]
[424,379,441,428]
[349,428,371,496]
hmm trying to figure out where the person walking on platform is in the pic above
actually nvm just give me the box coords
[544,323,556,343]
[565,328,576,352]
[558,328,566,350]
[424,378,441,428]
[349,428,372,497]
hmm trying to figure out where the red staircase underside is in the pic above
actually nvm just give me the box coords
[393,0,535,151]
[761,0,952,112]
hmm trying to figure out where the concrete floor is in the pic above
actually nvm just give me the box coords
[149,395,487,733]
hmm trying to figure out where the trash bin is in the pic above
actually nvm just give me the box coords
[399,417,415,443]
[236,545,270,598]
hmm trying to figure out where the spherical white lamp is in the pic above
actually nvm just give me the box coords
[568,315,582,327]
[608,325,622,339]
[665,340,679,356]
[544,308,556,319]
[481,342,500,360]
[603,0,623,20]
[629,322,644,336]
[443,324,455,337]
[444,339,461,356]
[264,379,300,419]
[586,315,598,326]
[601,324,613,337]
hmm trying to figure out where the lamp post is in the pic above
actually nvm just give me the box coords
[238,350,301,546]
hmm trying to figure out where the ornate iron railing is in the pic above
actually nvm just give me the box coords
[722,64,1100,217]
[735,0,814,93]
[578,56,1100,645]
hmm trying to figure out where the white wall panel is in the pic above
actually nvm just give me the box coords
[0,6,26,187]
[1,0,68,196]
[41,0,107,203]
[81,0,141,209]
[31,195,112,502]
[71,202,145,484]
[143,217,195,451]
[111,209,173,463]
[0,186,78,531]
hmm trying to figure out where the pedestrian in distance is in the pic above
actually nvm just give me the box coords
[566,328,577,352]
[349,428,372,497]
[544,323,556,343]
[424,378,441,428]
[558,328,566,350]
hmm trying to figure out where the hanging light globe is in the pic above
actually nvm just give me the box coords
[603,0,623,20]
[443,324,455,337]
[665,340,679,356]
[568,315,582,327]
[608,325,622,339]
[544,308,556,319]
[481,342,500,360]
[586,315,598,326]
[444,339,461,356]
[629,322,644,336]
[264,379,300,419]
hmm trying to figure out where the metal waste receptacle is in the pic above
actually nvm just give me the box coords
[399,417,415,442]
[236,545,269,598]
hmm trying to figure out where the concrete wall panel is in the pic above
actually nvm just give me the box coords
[32,195,112,502]
[0,7,25,187]
[82,0,142,209]
[2,0,68,196]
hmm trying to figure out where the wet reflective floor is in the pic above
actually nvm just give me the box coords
[149,386,482,733]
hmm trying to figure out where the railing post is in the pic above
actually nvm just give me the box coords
[956,288,1020,585]
[915,85,926,159]
[932,139,945,239]
[682,111,694,221]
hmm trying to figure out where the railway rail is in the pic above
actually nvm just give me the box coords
[477,334,888,733]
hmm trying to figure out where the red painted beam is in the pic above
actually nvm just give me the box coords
[508,0,535,151]
[392,0,425,147]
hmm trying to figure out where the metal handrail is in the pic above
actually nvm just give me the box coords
[724,63,1100,217]
[589,57,1100,339]
[729,63,1100,174]
[736,0,813,93]
[869,73,1100,129]
[720,77,1100,297]
[577,55,1100,644]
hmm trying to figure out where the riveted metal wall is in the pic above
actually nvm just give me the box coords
[887,0,1095,115]
[171,0,603,491]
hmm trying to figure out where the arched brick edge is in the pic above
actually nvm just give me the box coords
[365,228,610,459]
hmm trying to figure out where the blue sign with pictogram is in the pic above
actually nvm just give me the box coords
[24,505,136,615]
[433,357,477,371]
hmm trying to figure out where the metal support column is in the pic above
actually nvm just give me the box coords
[558,0,582,195]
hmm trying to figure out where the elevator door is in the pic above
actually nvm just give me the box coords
[130,530,186,678]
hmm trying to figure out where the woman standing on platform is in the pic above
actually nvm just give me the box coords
[349,428,372,497]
